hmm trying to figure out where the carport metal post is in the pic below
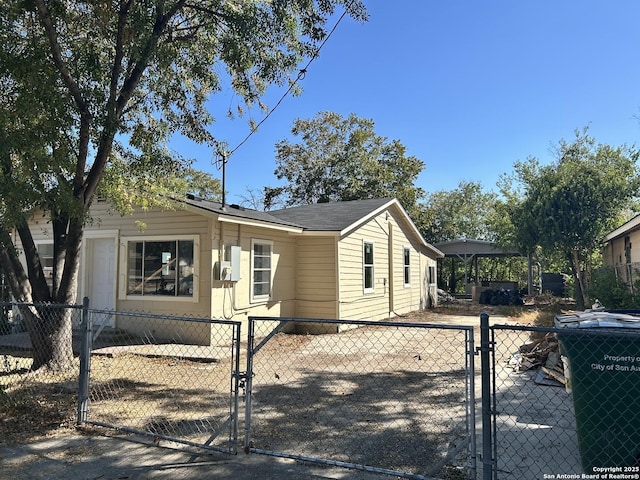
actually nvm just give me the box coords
[77,297,92,426]
[480,312,493,480]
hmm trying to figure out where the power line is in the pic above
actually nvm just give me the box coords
[226,9,349,158]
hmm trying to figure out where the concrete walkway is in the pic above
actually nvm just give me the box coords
[0,434,388,480]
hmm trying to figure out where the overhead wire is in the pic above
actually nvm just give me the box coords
[225,9,350,158]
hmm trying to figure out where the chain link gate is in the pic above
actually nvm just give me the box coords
[489,322,581,479]
[243,316,477,479]
[78,306,243,454]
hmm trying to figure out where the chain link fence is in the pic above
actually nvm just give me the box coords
[8,302,640,480]
[81,309,242,454]
[0,302,83,443]
[489,324,580,479]
[244,317,476,480]
[488,320,640,479]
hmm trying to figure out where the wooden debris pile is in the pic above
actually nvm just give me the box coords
[508,332,567,387]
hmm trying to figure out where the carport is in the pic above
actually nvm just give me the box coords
[434,239,533,297]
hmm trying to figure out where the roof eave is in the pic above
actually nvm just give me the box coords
[218,215,304,233]
[604,215,640,242]
[338,198,443,258]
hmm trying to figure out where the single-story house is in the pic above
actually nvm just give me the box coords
[24,196,443,344]
[602,214,640,286]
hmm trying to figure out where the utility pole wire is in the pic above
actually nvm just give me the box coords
[227,9,349,157]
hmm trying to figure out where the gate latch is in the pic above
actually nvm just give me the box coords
[233,371,250,400]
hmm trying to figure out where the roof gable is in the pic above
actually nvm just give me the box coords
[268,197,395,232]
[178,195,442,258]
[270,198,444,258]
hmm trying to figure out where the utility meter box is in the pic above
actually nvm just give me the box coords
[218,245,241,282]
[228,245,241,281]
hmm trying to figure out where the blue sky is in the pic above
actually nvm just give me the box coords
[171,1,640,206]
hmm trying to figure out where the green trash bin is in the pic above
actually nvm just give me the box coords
[556,311,640,473]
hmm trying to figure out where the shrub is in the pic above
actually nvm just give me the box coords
[588,267,637,309]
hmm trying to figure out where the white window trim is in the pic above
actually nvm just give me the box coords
[403,246,411,288]
[119,234,199,303]
[363,240,375,294]
[250,238,273,303]
[428,265,436,286]
[34,240,55,292]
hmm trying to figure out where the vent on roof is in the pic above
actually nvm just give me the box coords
[230,204,245,211]
[187,193,203,201]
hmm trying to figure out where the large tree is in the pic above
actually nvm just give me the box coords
[420,181,497,244]
[265,111,425,217]
[498,129,640,309]
[0,0,367,371]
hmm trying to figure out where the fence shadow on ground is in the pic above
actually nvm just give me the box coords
[250,327,469,476]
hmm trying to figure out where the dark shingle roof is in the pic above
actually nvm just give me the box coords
[181,195,442,257]
[268,198,395,231]
[181,195,303,229]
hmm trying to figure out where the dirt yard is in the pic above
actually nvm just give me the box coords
[1,302,562,478]
[0,302,534,444]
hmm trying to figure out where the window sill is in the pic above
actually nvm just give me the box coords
[121,295,198,303]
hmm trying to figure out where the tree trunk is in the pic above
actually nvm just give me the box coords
[571,250,586,310]
[21,304,74,371]
[1,223,78,372]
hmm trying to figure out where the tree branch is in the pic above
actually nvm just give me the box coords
[34,0,91,190]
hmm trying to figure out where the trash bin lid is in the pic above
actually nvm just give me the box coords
[555,311,640,329]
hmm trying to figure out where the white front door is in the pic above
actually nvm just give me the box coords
[86,237,116,323]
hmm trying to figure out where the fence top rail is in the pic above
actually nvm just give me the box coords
[1,300,84,311]
[88,308,243,327]
[492,322,640,338]
[249,315,475,332]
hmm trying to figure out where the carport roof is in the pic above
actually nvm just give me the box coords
[434,239,522,258]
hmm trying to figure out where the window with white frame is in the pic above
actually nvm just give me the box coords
[126,237,195,298]
[363,241,374,292]
[428,265,436,285]
[36,242,54,292]
[403,247,411,286]
[251,239,272,301]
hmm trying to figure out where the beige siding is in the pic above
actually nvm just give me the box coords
[98,204,213,320]
[20,199,439,342]
[21,203,214,345]
[211,223,297,328]
[339,211,391,320]
[338,208,435,321]
[295,236,339,319]
[420,254,439,309]
[97,203,213,344]
[604,230,640,266]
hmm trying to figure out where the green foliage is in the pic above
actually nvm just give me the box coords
[495,127,640,308]
[0,0,367,306]
[0,0,368,366]
[420,181,498,243]
[266,111,425,216]
[588,267,638,309]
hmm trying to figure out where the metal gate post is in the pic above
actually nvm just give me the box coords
[243,317,255,452]
[480,312,493,480]
[77,297,92,426]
